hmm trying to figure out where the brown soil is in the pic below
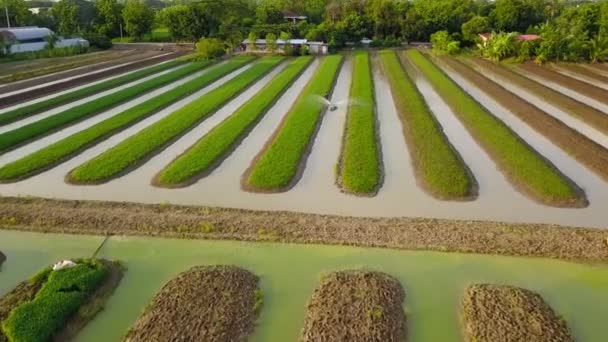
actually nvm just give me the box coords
[124,265,259,342]
[0,274,46,342]
[461,284,574,342]
[468,57,608,135]
[517,62,608,106]
[1,196,607,263]
[0,251,5,268]
[556,64,608,84]
[440,56,608,186]
[300,270,406,342]
[0,51,184,110]
[586,63,608,73]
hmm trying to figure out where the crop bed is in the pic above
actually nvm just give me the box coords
[155,56,312,187]
[408,50,583,207]
[301,270,406,342]
[124,265,260,342]
[461,284,574,342]
[0,57,254,182]
[245,55,343,191]
[0,259,122,342]
[0,61,210,153]
[337,51,381,195]
[67,56,281,184]
[556,64,608,84]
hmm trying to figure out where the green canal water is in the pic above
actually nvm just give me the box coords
[2,229,608,341]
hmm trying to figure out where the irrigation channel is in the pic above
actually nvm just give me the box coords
[1,229,608,341]
[0,53,607,229]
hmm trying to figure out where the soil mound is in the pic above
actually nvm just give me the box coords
[125,265,259,342]
[461,284,574,342]
[300,270,406,342]
[0,251,5,267]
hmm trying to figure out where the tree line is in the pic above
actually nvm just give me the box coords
[1,0,606,62]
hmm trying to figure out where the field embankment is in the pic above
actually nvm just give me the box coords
[447,56,608,185]
[301,270,406,342]
[555,63,608,84]
[245,55,343,192]
[408,50,584,208]
[517,62,608,106]
[461,284,574,342]
[0,61,210,154]
[0,258,122,342]
[0,57,254,182]
[379,50,474,200]
[155,56,313,187]
[67,56,282,184]
[124,265,260,342]
[337,51,382,195]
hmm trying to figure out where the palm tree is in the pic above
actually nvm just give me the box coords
[587,35,608,63]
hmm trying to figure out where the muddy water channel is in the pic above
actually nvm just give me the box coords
[0,59,607,228]
[1,230,608,342]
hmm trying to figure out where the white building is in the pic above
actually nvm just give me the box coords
[0,27,89,54]
[242,38,328,55]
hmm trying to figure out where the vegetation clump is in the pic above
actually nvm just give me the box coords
[380,50,474,199]
[338,51,381,195]
[68,56,283,184]
[155,56,312,187]
[125,265,260,342]
[301,270,406,342]
[461,284,574,342]
[246,55,343,191]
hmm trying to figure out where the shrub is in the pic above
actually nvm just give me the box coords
[83,32,113,49]
[431,30,460,55]
[195,38,226,59]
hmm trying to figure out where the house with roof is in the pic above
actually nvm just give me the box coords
[0,27,88,54]
[281,10,307,23]
[242,38,328,55]
[478,33,541,47]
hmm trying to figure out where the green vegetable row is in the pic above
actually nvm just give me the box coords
[407,50,579,204]
[67,56,284,184]
[246,55,343,191]
[1,260,107,342]
[0,57,255,182]
[379,50,474,199]
[338,51,381,195]
[0,58,185,126]
[155,56,313,187]
[0,61,211,154]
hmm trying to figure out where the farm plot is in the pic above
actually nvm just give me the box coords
[517,62,608,106]
[0,58,187,126]
[155,56,313,187]
[124,265,260,342]
[378,50,474,200]
[553,63,608,85]
[407,50,584,207]
[301,270,406,342]
[245,55,343,191]
[67,56,283,184]
[0,61,212,154]
[0,258,122,342]
[446,57,608,184]
[461,284,574,342]
[337,51,382,195]
[0,57,254,182]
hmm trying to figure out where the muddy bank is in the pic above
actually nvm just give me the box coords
[461,284,574,342]
[0,273,45,342]
[517,62,608,106]
[1,196,607,263]
[125,265,259,342]
[301,270,405,342]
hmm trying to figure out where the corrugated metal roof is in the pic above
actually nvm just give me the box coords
[0,27,52,41]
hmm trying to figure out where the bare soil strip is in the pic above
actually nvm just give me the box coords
[300,270,406,342]
[1,197,607,262]
[517,62,608,106]
[441,57,608,184]
[461,284,574,342]
[468,58,608,135]
[554,64,608,85]
[124,265,259,342]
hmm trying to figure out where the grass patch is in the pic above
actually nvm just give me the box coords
[338,51,381,195]
[407,50,579,205]
[155,56,312,186]
[0,59,186,126]
[379,50,473,199]
[0,57,254,182]
[246,55,343,190]
[68,56,284,184]
[1,259,107,342]
[0,61,210,154]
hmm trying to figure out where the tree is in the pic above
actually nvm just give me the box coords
[122,0,154,39]
[431,30,460,54]
[53,0,80,35]
[266,32,277,53]
[461,16,490,43]
[0,0,30,27]
[247,31,258,51]
[95,0,123,37]
[195,38,225,59]
[480,32,517,61]
[279,31,292,55]
[587,35,608,63]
